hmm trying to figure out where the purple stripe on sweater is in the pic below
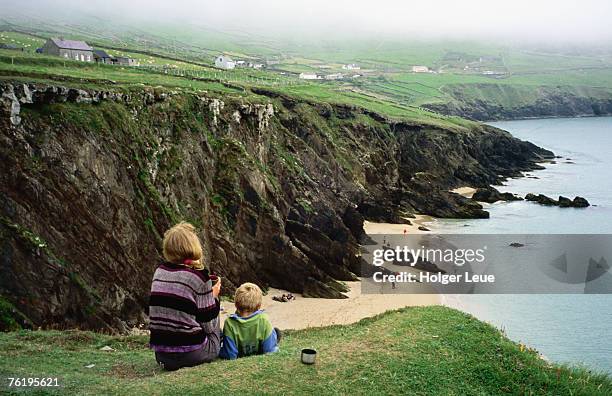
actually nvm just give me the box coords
[151,282,197,302]
[148,306,199,327]
[150,338,208,353]
[149,316,197,328]
[154,279,212,296]
[158,264,210,283]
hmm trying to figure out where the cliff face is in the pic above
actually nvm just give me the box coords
[423,83,612,121]
[0,82,551,331]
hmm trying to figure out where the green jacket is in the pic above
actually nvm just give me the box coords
[219,310,278,359]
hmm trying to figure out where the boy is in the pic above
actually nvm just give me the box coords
[219,283,280,359]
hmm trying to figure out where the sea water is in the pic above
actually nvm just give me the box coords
[435,117,612,374]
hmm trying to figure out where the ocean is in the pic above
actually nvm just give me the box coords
[434,117,612,374]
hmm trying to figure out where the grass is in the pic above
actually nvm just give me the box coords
[273,83,476,130]
[0,306,610,395]
[4,24,612,126]
[0,50,238,93]
[0,48,479,131]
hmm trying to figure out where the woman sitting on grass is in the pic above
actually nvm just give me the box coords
[148,222,221,371]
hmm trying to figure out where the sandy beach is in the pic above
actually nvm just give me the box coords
[451,186,477,198]
[220,281,438,330]
[219,210,460,330]
[220,187,487,330]
[363,214,436,235]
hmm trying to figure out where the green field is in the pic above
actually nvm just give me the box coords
[0,47,477,131]
[3,17,612,121]
[0,49,302,91]
[0,306,610,395]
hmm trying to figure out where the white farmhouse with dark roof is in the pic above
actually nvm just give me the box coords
[215,55,235,69]
[42,38,93,62]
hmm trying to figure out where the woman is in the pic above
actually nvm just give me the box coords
[148,222,221,371]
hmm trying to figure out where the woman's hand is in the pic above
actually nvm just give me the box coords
[212,277,221,298]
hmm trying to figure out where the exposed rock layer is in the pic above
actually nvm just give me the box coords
[0,82,552,331]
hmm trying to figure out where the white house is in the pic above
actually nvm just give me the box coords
[299,72,319,80]
[324,73,344,80]
[342,64,360,70]
[41,38,93,62]
[411,65,429,73]
[215,55,235,69]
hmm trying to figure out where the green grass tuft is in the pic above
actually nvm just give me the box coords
[0,297,22,332]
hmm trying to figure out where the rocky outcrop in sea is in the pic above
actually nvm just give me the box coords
[525,193,590,208]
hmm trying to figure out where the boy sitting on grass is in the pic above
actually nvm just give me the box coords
[219,282,280,359]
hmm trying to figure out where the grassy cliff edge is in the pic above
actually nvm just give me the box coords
[0,306,610,395]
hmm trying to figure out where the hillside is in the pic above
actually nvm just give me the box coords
[0,306,610,395]
[2,14,608,336]
[0,79,552,331]
[2,18,612,121]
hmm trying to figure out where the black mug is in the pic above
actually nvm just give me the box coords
[301,348,317,364]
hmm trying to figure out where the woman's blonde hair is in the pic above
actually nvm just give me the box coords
[234,283,263,313]
[162,222,204,270]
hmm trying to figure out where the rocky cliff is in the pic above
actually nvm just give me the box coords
[0,82,552,331]
[423,83,612,121]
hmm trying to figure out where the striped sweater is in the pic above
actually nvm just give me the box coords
[148,262,220,353]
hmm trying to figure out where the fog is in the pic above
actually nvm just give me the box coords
[4,0,612,44]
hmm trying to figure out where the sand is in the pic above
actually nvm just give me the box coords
[220,281,438,330]
[220,214,443,331]
[363,214,436,235]
[451,186,477,198]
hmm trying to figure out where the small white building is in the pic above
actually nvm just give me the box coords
[482,70,506,76]
[324,73,344,80]
[342,64,360,70]
[299,72,319,80]
[411,65,429,73]
[215,55,235,70]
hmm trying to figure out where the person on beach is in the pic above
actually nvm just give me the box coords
[148,222,222,371]
[219,282,280,359]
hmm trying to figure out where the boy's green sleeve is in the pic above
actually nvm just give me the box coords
[219,320,239,359]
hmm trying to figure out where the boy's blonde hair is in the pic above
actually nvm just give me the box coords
[234,283,263,313]
[162,222,204,270]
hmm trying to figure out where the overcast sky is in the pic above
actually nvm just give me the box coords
[4,0,612,43]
